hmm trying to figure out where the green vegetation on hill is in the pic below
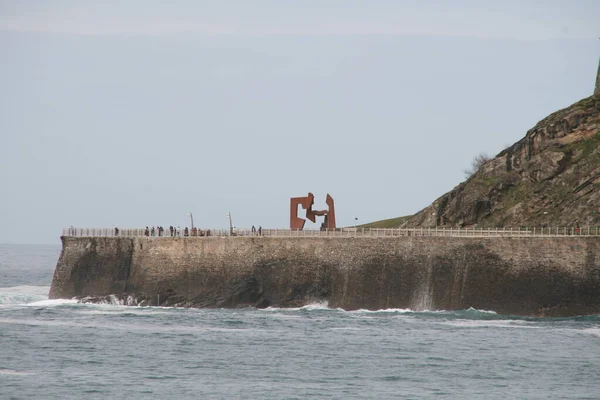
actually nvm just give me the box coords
[358,216,411,229]
[364,95,600,228]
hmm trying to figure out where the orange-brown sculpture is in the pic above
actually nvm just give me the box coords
[290,193,336,230]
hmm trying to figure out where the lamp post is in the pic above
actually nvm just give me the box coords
[354,217,358,229]
[187,212,194,230]
[226,212,233,236]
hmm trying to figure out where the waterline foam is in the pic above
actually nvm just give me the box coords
[0,285,50,305]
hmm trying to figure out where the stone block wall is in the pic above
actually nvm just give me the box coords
[50,236,600,316]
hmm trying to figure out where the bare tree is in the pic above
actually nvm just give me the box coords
[463,152,491,178]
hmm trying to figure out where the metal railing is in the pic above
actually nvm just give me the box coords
[62,226,600,238]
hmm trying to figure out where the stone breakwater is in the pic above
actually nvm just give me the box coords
[49,236,600,317]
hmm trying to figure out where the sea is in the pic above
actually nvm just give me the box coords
[1,243,599,399]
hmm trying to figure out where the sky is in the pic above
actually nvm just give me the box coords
[1,1,599,244]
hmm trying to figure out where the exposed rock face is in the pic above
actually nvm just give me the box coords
[50,236,600,317]
[596,58,600,96]
[401,95,600,228]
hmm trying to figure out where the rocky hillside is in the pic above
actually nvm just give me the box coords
[369,94,600,228]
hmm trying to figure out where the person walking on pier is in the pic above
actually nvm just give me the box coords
[144,226,150,237]
[169,226,174,237]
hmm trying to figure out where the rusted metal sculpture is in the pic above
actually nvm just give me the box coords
[290,193,336,230]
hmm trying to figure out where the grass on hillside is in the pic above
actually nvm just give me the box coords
[360,125,599,230]
[358,215,412,229]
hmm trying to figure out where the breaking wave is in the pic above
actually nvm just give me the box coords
[263,301,333,312]
[261,303,506,319]
[0,286,49,305]
[79,294,142,306]
[26,299,79,307]
[258,304,600,322]
[581,327,600,338]
[2,287,599,323]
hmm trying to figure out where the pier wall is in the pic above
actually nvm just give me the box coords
[49,236,600,316]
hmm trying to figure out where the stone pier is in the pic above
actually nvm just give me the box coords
[50,236,600,317]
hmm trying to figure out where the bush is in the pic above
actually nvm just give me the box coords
[463,152,491,178]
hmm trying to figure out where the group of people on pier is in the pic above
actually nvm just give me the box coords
[110,225,265,238]
[142,226,211,237]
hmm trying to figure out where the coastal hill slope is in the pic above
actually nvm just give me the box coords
[366,94,600,229]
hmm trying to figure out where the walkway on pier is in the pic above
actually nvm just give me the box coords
[63,226,600,238]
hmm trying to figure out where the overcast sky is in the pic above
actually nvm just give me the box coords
[1,1,599,244]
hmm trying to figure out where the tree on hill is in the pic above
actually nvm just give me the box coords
[463,152,491,178]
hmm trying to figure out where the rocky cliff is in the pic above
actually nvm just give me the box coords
[595,59,600,96]
[50,236,600,317]
[370,94,600,229]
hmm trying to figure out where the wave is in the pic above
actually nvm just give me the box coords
[263,301,336,312]
[3,287,599,323]
[260,303,502,319]
[26,299,79,307]
[79,294,141,306]
[351,308,417,314]
[0,285,49,305]
[581,327,600,338]
[0,369,34,376]
[464,307,497,314]
[257,304,598,322]
[438,319,539,329]
[299,301,331,310]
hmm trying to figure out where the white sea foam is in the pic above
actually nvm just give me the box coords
[75,305,181,316]
[299,301,330,310]
[352,308,415,314]
[465,307,497,314]
[348,307,501,317]
[263,301,334,312]
[581,327,600,338]
[327,327,364,331]
[26,299,79,307]
[262,305,501,316]
[0,285,50,305]
[0,369,34,376]
[439,319,539,329]
[0,317,80,328]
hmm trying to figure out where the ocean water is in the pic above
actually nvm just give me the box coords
[1,244,599,399]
